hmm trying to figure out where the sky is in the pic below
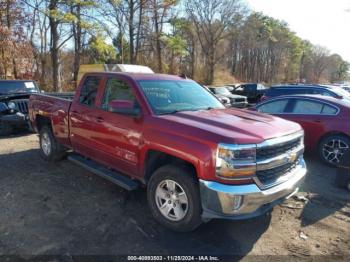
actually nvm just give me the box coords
[246,0,350,62]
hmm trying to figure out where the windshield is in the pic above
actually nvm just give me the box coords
[214,87,231,96]
[0,81,39,95]
[138,80,225,115]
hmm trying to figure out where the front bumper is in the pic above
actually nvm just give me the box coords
[200,158,307,220]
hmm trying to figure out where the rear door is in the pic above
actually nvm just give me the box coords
[91,76,144,177]
[69,75,105,158]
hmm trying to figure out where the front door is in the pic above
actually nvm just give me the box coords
[92,77,144,177]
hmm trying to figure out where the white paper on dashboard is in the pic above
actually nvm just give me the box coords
[25,82,35,88]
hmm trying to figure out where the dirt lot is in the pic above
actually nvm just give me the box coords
[0,133,349,258]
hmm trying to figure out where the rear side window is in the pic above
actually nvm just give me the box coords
[291,99,337,115]
[257,99,289,114]
[101,78,136,110]
[321,104,338,115]
[292,100,323,114]
[79,76,102,107]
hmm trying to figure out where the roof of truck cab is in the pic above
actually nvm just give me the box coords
[85,72,190,81]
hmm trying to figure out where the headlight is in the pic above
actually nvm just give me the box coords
[216,144,256,180]
[7,101,16,110]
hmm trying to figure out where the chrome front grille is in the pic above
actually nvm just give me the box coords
[256,159,300,185]
[257,137,302,161]
[13,99,29,114]
[255,132,304,189]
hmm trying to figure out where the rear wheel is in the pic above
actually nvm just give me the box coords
[147,165,202,232]
[39,126,66,162]
[319,134,350,166]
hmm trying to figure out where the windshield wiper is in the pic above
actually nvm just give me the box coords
[157,110,181,115]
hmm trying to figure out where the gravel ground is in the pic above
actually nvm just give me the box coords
[0,133,349,258]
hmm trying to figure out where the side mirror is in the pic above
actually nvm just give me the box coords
[108,100,140,117]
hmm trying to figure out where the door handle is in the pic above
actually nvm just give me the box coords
[314,119,321,123]
[71,110,78,114]
[96,116,104,123]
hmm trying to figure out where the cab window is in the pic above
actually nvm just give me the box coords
[79,76,102,107]
[257,99,289,114]
[101,78,136,111]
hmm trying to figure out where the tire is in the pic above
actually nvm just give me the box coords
[318,134,350,166]
[147,165,202,232]
[0,121,13,136]
[39,125,66,162]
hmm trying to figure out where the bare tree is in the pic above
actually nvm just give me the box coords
[186,0,245,84]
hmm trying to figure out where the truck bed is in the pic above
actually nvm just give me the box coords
[29,93,73,147]
[44,92,75,101]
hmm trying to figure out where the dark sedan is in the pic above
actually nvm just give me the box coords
[254,95,350,166]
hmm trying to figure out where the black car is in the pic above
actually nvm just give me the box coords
[229,83,267,103]
[0,80,40,135]
[262,84,350,101]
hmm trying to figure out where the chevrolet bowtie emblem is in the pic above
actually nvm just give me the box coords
[288,152,298,163]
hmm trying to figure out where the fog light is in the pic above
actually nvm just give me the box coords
[232,195,243,210]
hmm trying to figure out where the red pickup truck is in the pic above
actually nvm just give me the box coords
[29,72,307,231]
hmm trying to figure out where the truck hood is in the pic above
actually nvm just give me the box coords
[155,108,302,145]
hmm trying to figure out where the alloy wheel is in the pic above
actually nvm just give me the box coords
[155,179,188,221]
[322,139,349,164]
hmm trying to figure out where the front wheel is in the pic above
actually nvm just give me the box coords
[147,165,202,232]
[39,126,66,162]
[319,134,350,166]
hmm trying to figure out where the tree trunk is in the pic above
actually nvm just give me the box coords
[207,49,215,84]
[129,0,135,64]
[152,2,162,73]
[73,4,82,86]
[49,1,60,92]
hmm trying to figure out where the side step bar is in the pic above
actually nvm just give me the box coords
[68,153,139,191]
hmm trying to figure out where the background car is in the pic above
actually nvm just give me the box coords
[254,95,350,165]
[215,94,231,107]
[203,86,231,107]
[230,83,267,103]
[262,84,350,101]
[0,80,39,135]
[209,86,248,108]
